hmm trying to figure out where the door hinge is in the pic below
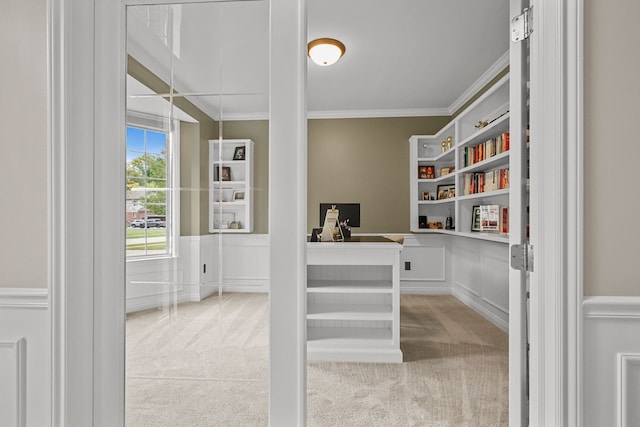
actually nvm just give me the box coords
[511,7,533,42]
[511,243,534,272]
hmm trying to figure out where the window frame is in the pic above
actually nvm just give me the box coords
[125,110,180,260]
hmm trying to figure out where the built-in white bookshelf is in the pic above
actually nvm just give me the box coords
[306,239,403,363]
[409,74,512,243]
[209,139,254,233]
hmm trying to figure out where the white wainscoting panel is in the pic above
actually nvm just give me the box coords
[450,237,509,332]
[205,234,270,292]
[584,297,640,427]
[0,288,50,427]
[619,353,640,427]
[399,234,451,294]
[0,338,26,427]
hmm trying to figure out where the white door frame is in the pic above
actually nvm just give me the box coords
[48,0,583,425]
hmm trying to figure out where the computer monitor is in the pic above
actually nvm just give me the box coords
[319,203,360,228]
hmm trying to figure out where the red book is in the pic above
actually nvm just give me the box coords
[503,132,510,151]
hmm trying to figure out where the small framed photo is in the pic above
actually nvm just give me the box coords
[422,191,430,201]
[418,165,436,179]
[217,166,231,181]
[437,184,455,200]
[233,191,245,201]
[233,146,246,160]
[471,205,482,231]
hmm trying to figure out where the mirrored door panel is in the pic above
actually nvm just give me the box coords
[125,2,269,425]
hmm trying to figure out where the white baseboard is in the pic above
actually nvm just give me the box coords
[451,285,509,333]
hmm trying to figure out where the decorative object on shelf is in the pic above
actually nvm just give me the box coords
[308,38,346,66]
[418,165,435,179]
[480,205,500,231]
[475,120,490,129]
[229,221,241,229]
[427,221,443,229]
[233,145,246,160]
[445,215,454,230]
[422,192,430,201]
[471,205,482,231]
[233,191,245,201]
[437,184,455,200]
[217,166,231,181]
[441,140,447,152]
[214,211,236,229]
[418,215,427,229]
[422,143,437,158]
[440,166,451,176]
[446,136,453,150]
[310,228,323,242]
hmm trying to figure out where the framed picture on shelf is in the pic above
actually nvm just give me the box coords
[440,167,451,176]
[233,146,246,160]
[437,184,455,200]
[217,166,231,181]
[471,205,481,231]
[418,165,435,179]
[233,191,245,201]
[422,191,430,201]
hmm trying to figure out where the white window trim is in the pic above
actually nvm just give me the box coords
[125,110,180,261]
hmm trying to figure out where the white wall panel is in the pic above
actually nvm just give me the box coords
[399,234,450,294]
[0,338,26,427]
[584,297,640,427]
[0,289,50,427]
[451,238,509,332]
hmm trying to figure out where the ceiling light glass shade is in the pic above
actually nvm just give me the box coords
[308,38,346,66]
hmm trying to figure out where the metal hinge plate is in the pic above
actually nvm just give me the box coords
[511,243,534,272]
[511,7,533,42]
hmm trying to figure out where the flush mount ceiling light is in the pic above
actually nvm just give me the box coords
[308,38,346,66]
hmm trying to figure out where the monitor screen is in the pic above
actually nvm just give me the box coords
[319,203,360,228]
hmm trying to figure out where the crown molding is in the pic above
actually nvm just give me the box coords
[308,108,451,120]
[447,51,510,115]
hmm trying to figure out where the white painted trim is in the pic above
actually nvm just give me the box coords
[307,108,450,120]
[0,338,26,427]
[448,51,510,115]
[0,289,49,309]
[451,286,509,333]
[618,353,640,427]
[584,297,640,319]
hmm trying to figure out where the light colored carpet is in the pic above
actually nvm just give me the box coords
[126,293,507,426]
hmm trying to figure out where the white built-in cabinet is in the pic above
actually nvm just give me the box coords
[209,139,254,233]
[307,237,403,363]
[409,74,512,244]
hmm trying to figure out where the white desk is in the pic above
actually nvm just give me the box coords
[307,236,403,363]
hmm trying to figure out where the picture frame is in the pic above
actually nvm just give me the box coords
[471,205,482,231]
[422,191,430,201]
[418,165,435,179]
[233,145,246,160]
[437,184,455,200]
[218,166,231,181]
[233,190,245,201]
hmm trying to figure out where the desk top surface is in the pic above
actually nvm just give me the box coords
[307,235,398,244]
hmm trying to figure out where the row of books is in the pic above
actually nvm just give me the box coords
[474,204,509,234]
[462,132,510,167]
[462,168,509,195]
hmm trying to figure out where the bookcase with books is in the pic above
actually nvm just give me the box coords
[409,74,512,243]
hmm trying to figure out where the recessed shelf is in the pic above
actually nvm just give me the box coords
[307,280,393,293]
[307,303,393,321]
[307,327,392,346]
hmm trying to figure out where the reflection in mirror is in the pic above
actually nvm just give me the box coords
[125,1,269,425]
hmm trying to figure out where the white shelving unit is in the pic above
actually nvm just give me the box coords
[409,74,511,243]
[209,139,254,233]
[306,237,403,363]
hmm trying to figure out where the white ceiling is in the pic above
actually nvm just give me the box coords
[127,0,510,120]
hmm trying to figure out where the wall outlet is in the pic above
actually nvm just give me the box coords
[404,261,411,271]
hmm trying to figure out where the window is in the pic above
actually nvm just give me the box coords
[126,114,177,257]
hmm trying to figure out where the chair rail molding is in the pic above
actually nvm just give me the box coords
[0,288,48,309]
